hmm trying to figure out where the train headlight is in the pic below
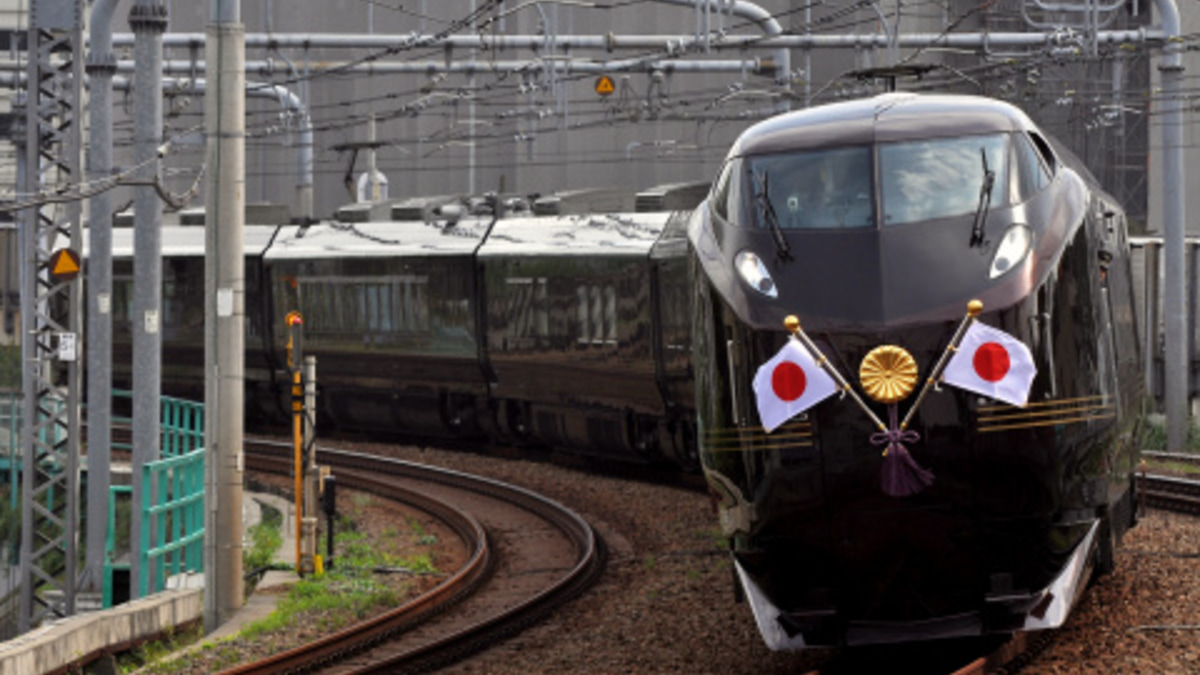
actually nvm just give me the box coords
[989,224,1032,279]
[735,250,778,298]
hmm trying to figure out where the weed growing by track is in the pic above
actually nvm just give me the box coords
[244,503,284,580]
[0,346,16,388]
[131,494,440,675]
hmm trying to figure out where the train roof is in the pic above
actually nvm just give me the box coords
[728,93,1040,157]
[96,211,679,261]
[477,212,673,256]
[100,224,292,258]
[265,217,493,259]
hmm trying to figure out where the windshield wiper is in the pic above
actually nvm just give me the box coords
[969,147,995,248]
[753,170,793,262]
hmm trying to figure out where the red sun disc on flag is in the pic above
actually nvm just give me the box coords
[972,342,1011,382]
[771,361,808,402]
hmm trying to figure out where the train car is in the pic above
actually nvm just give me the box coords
[263,214,494,438]
[260,200,698,464]
[688,93,1143,648]
[476,210,695,465]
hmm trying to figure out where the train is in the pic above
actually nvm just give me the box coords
[689,93,1143,648]
[102,92,1142,650]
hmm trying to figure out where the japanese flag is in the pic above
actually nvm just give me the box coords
[943,321,1037,407]
[753,339,839,433]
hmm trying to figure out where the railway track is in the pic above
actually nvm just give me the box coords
[1139,473,1200,515]
[231,440,605,674]
[208,441,1200,675]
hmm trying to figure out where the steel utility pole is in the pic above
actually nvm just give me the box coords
[204,0,246,632]
[18,0,84,632]
[83,0,118,598]
[129,0,167,600]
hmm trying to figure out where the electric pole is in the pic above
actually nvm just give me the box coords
[203,0,246,632]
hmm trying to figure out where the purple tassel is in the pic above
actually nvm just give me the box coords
[870,405,934,497]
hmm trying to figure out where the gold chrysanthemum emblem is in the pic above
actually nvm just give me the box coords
[859,345,918,404]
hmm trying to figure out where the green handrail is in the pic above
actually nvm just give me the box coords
[102,391,206,606]
[140,447,205,596]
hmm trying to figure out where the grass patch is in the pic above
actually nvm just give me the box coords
[244,502,284,576]
[136,520,438,674]
[114,624,204,673]
[0,346,17,389]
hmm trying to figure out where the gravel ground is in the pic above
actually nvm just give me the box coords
[249,440,1200,674]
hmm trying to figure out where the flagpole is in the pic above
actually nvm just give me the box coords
[784,316,887,432]
[899,299,982,430]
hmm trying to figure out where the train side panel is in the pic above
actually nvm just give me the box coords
[478,213,674,461]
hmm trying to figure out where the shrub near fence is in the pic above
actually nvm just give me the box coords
[0,347,16,389]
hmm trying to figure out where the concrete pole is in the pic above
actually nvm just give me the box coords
[84,0,119,596]
[129,0,167,600]
[204,0,245,632]
[1155,0,1187,450]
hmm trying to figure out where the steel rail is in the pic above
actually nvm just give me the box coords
[223,447,493,674]
[224,440,603,675]
[1139,473,1200,515]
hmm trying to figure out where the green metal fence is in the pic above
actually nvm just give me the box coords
[0,390,19,515]
[104,392,206,606]
[139,446,205,596]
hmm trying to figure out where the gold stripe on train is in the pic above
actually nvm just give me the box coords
[976,395,1115,432]
[704,439,816,452]
[977,402,1114,425]
[704,423,814,451]
[976,395,1107,414]
[977,411,1117,433]
[705,422,812,438]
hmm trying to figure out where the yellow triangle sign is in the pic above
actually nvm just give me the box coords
[595,75,615,96]
[50,249,80,280]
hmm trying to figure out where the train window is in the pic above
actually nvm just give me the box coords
[505,277,549,348]
[575,283,618,346]
[1013,132,1052,201]
[296,275,431,344]
[747,147,872,229]
[711,161,733,221]
[1026,131,1058,175]
[880,133,1008,226]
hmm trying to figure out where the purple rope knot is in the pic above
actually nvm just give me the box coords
[872,404,934,497]
[870,406,920,456]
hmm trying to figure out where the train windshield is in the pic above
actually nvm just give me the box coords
[746,146,873,230]
[879,133,1009,226]
[740,133,1016,231]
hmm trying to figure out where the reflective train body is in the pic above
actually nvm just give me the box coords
[103,92,1141,651]
[688,93,1142,648]
[107,203,699,469]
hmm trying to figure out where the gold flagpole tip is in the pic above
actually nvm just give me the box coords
[967,299,983,316]
[784,315,801,333]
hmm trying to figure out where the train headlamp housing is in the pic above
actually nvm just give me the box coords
[735,250,778,298]
[989,224,1033,279]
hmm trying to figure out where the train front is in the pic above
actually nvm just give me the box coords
[689,94,1141,648]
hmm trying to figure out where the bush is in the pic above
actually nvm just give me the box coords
[0,346,17,389]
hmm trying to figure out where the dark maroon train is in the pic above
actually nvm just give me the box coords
[688,93,1142,648]
[106,93,1141,650]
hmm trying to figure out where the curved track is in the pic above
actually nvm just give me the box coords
[229,441,605,675]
